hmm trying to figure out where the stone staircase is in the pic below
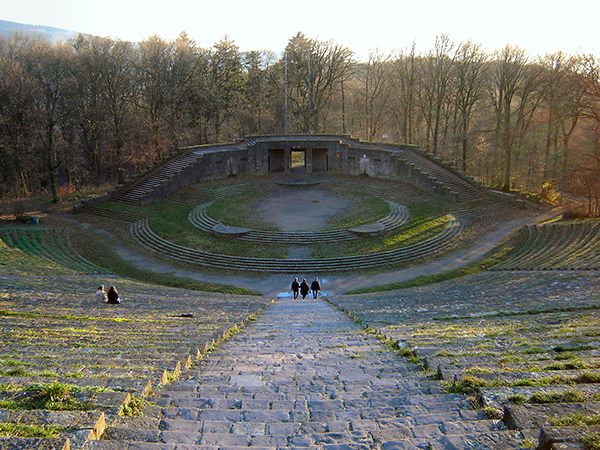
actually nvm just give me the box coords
[110,152,204,206]
[90,298,525,449]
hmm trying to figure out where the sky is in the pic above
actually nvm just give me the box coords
[1,0,598,61]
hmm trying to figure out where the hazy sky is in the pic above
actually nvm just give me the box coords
[2,0,598,60]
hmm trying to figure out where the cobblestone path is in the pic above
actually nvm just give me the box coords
[154,298,522,449]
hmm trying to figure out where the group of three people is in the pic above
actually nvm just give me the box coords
[291,277,320,299]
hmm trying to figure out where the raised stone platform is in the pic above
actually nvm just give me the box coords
[212,223,250,237]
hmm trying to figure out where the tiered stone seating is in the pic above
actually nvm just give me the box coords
[187,200,410,245]
[110,152,204,206]
[452,201,525,226]
[0,273,270,449]
[327,271,600,449]
[169,181,267,206]
[492,221,600,270]
[0,227,107,274]
[130,214,465,272]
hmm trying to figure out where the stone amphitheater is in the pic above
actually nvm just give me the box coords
[1,135,600,450]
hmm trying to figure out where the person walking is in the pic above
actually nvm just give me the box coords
[299,278,310,299]
[311,277,321,299]
[291,277,300,300]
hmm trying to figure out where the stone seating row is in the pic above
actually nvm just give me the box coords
[493,221,600,270]
[0,227,106,274]
[327,271,600,450]
[452,201,524,225]
[187,200,410,245]
[130,215,464,273]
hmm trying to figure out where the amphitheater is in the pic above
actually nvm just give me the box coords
[1,135,600,450]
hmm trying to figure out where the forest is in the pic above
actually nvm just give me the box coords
[1,31,600,214]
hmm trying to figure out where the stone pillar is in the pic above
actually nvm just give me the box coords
[306,145,313,174]
[284,148,291,173]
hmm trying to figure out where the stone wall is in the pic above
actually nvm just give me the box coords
[118,136,485,205]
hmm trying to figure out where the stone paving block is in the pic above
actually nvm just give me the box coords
[371,427,413,443]
[160,430,200,445]
[326,421,350,433]
[231,421,267,435]
[199,432,249,446]
[410,423,443,439]
[375,417,413,430]
[443,418,499,434]
[288,434,315,446]
[127,443,176,449]
[196,409,241,422]
[249,434,290,447]
[83,440,131,449]
[110,415,160,430]
[348,419,378,432]
[308,409,336,421]
[159,418,202,432]
[413,411,461,426]
[267,421,301,435]
[242,409,291,422]
[102,427,161,442]
[334,408,361,421]
[270,400,295,410]
[160,407,200,421]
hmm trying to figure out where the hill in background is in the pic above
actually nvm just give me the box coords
[0,19,77,42]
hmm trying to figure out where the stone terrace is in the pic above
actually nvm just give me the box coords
[328,271,600,449]
[0,274,269,449]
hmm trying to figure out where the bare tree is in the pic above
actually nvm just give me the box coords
[359,50,393,141]
[25,40,73,202]
[450,41,487,172]
[99,39,138,178]
[418,35,455,154]
[389,43,418,144]
[488,45,544,190]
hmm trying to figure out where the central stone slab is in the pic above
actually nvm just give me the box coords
[254,189,351,232]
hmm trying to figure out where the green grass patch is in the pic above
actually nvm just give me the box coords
[529,389,585,404]
[549,411,600,427]
[0,422,64,438]
[443,376,489,394]
[582,433,600,450]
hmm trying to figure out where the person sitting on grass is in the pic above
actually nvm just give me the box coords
[95,285,107,302]
[107,286,120,304]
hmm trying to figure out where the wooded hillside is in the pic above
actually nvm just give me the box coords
[1,31,599,213]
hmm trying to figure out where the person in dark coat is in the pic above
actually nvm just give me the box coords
[299,278,310,299]
[291,277,300,299]
[310,277,321,299]
[107,286,120,304]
